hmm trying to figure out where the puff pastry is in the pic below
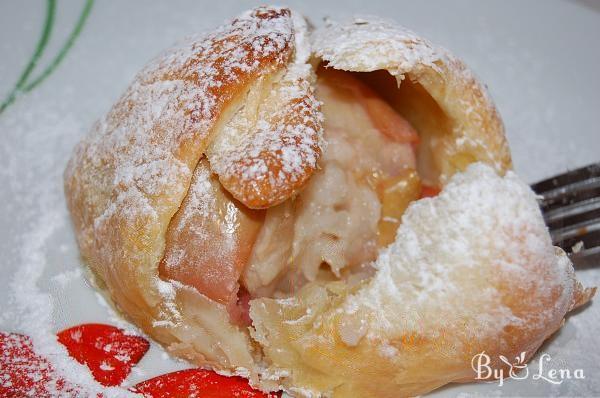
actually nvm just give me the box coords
[64,6,594,397]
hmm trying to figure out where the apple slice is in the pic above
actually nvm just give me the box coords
[377,169,422,247]
[318,67,419,144]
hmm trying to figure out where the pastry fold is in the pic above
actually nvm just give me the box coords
[65,7,318,369]
[64,6,594,397]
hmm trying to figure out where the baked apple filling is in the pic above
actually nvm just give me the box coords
[159,68,439,323]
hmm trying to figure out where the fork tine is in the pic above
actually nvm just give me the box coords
[555,227,600,264]
[532,162,600,195]
[544,197,600,229]
[536,177,600,211]
[532,162,600,212]
[550,219,600,244]
[532,162,600,259]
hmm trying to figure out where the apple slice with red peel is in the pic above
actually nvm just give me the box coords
[160,159,265,313]
[131,368,280,398]
[360,86,420,144]
[57,323,149,387]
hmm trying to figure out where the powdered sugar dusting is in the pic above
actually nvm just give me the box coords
[62,7,299,379]
[312,16,511,180]
[170,162,216,232]
[64,5,298,271]
[207,64,323,207]
[154,278,181,327]
[207,13,324,208]
[313,16,444,75]
[4,200,136,397]
[51,268,83,288]
[350,163,579,349]
[138,5,295,126]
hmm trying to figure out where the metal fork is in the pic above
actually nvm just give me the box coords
[532,162,600,268]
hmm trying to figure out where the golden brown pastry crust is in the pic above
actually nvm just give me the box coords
[64,6,315,372]
[311,17,512,182]
[64,7,592,398]
[206,65,323,209]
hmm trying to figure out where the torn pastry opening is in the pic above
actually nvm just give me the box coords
[159,65,452,326]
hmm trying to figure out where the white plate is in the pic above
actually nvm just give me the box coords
[1,1,599,396]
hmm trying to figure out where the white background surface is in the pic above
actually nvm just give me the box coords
[0,1,599,396]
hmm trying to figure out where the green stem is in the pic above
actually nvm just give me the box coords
[0,0,95,115]
[0,0,56,114]
[23,0,94,92]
